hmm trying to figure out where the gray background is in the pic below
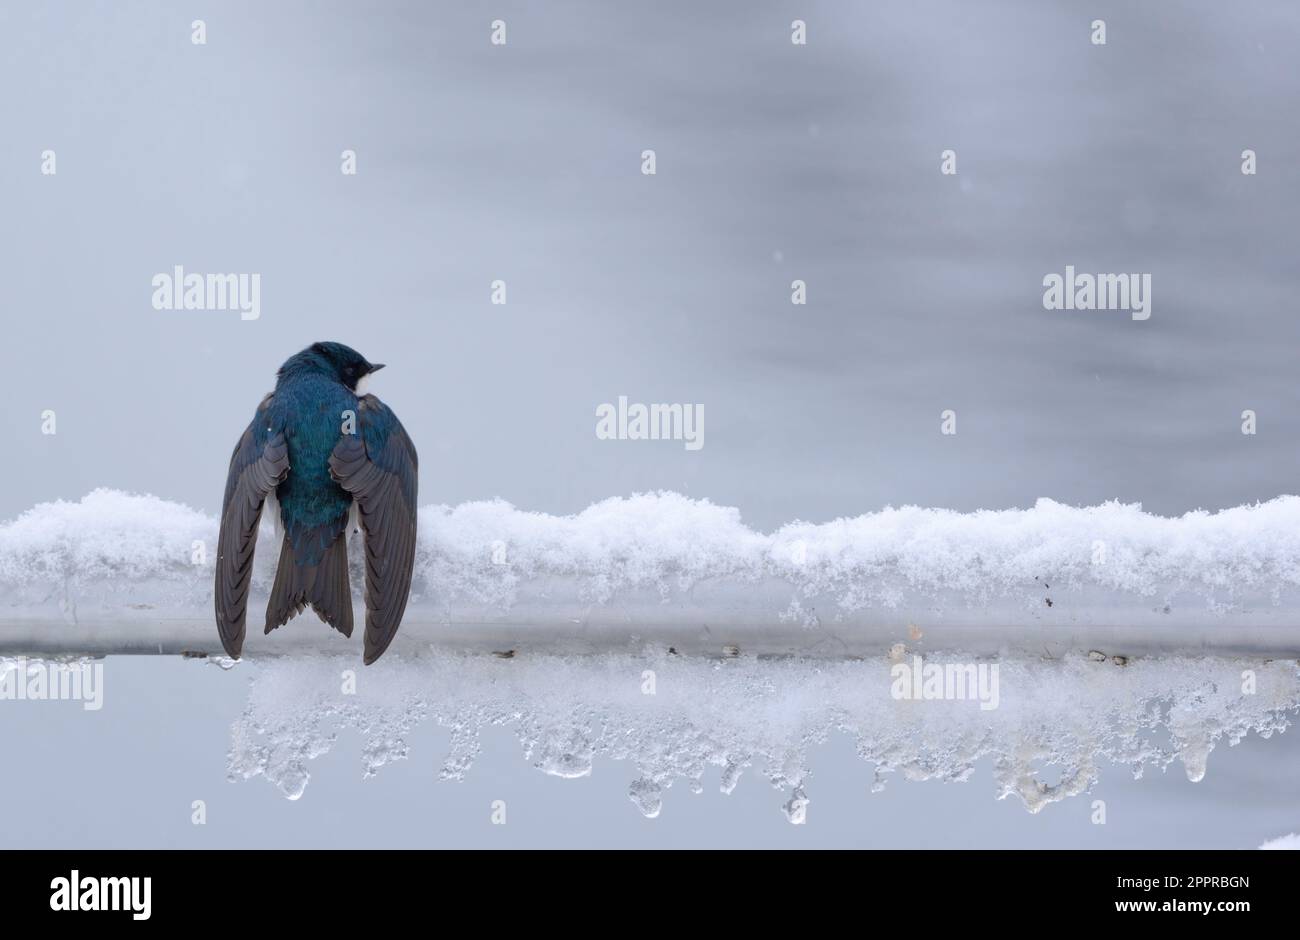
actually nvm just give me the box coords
[3,0,1299,529]
[1,2,1298,849]
[0,657,1296,849]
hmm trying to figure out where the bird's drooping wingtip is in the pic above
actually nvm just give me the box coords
[363,622,402,664]
[218,632,243,660]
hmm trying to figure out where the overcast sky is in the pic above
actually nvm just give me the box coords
[3,0,1298,533]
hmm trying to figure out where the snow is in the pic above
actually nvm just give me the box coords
[1259,832,1300,849]
[5,489,1300,635]
[0,490,213,615]
[225,649,1300,816]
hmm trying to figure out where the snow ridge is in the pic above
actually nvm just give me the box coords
[4,488,1300,621]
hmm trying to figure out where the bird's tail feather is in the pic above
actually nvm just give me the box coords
[264,533,354,638]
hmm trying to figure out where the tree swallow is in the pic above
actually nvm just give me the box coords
[215,342,418,664]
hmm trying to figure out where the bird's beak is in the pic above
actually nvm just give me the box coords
[368,363,386,373]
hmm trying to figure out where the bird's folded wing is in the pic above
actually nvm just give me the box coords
[215,395,289,658]
[328,395,419,664]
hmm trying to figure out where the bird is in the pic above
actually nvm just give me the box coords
[215,342,418,664]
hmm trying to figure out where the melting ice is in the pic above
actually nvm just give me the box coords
[224,650,1300,817]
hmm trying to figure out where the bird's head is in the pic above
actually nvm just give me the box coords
[280,341,386,392]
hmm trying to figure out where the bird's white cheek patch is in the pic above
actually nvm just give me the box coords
[355,374,371,396]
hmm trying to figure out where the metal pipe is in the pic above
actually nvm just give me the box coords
[5,578,1300,658]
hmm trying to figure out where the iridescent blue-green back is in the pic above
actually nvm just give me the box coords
[268,372,356,564]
